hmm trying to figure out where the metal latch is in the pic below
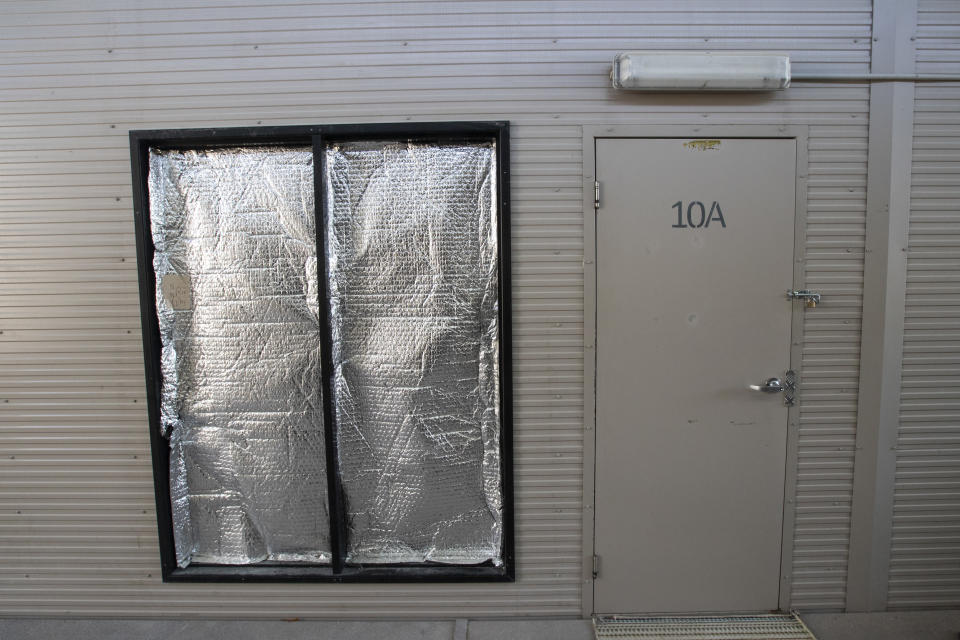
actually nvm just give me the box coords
[783,369,797,407]
[787,289,821,308]
[593,554,600,579]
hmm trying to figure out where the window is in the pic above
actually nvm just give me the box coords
[130,123,512,581]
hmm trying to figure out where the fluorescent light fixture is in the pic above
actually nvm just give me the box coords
[612,52,791,91]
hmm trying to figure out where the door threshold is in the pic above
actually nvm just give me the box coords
[593,612,817,639]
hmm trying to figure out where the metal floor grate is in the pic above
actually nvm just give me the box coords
[594,612,817,639]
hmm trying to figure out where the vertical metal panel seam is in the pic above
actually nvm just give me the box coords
[845,0,917,613]
[887,0,960,610]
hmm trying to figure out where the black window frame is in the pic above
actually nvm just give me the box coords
[129,122,513,583]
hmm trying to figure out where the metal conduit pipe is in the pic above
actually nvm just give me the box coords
[792,73,960,82]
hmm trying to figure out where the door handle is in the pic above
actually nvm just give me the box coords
[749,377,783,393]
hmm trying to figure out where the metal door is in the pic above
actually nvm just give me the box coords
[593,138,797,614]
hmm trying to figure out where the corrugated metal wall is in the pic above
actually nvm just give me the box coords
[0,0,871,617]
[888,0,960,610]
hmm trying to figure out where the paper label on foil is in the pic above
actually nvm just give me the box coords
[160,274,192,310]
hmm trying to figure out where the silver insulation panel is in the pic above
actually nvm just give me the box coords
[324,140,502,565]
[148,146,330,567]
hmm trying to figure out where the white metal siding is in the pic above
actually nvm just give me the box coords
[888,0,960,610]
[0,0,870,617]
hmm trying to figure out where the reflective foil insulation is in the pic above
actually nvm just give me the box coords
[148,147,330,567]
[324,140,503,565]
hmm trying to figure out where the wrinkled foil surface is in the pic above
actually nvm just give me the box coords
[324,140,502,565]
[149,146,330,567]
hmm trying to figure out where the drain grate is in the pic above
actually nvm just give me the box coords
[593,612,817,639]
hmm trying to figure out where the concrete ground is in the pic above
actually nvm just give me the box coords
[0,611,958,640]
[802,611,960,640]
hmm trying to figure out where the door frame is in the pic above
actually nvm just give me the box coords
[581,125,810,616]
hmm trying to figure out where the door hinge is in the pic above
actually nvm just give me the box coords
[592,554,600,579]
[594,181,600,210]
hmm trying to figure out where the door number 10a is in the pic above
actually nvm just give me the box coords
[672,201,726,228]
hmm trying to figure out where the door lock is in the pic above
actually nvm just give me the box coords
[787,289,821,308]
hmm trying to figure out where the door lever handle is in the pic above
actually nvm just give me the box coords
[749,377,784,393]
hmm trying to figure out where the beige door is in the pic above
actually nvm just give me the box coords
[593,138,797,614]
